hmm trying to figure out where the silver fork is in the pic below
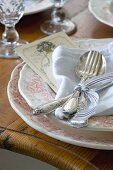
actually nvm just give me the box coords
[62,51,103,115]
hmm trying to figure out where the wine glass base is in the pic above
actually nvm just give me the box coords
[40,19,77,35]
[0,40,28,59]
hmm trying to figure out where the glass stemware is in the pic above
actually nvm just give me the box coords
[40,0,77,35]
[0,0,28,58]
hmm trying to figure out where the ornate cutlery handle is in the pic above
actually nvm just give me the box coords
[33,81,113,115]
[33,94,71,115]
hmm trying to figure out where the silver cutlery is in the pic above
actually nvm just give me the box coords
[33,50,109,116]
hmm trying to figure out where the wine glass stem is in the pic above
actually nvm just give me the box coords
[51,6,65,23]
[2,25,19,44]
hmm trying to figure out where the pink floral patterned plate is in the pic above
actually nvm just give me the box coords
[7,62,113,150]
[18,63,55,109]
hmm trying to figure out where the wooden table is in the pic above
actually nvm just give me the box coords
[1,1,113,169]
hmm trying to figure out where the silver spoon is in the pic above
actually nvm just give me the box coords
[68,51,106,128]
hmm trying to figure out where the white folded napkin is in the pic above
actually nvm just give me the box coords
[52,42,113,119]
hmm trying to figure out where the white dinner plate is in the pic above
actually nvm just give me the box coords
[89,0,113,27]
[7,62,113,150]
[24,0,53,15]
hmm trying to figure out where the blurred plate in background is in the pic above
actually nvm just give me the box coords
[89,0,113,27]
[24,0,53,15]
